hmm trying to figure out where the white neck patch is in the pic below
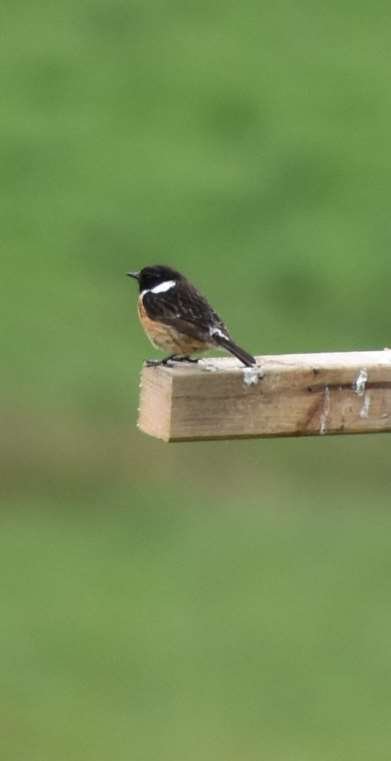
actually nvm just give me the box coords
[141,279,176,297]
[152,279,176,294]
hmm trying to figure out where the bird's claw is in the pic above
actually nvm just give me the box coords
[145,355,199,367]
[170,355,199,364]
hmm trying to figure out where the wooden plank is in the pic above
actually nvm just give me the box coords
[137,351,391,442]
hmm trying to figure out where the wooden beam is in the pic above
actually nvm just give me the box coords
[137,351,391,442]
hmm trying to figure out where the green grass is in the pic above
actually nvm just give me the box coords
[2,495,391,761]
[2,0,391,757]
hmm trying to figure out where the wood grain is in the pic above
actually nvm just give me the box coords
[137,351,391,442]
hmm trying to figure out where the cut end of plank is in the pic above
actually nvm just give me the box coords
[137,365,174,442]
[137,351,391,442]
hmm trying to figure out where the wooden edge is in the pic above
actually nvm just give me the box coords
[137,350,391,442]
[137,365,174,442]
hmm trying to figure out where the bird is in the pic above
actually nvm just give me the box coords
[127,265,256,367]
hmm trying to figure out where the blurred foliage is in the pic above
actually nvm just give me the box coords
[1,1,391,759]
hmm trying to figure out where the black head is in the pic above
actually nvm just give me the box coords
[127,265,184,292]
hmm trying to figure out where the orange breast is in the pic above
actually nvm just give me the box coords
[138,296,208,354]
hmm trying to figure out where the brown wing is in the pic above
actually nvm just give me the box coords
[142,280,229,342]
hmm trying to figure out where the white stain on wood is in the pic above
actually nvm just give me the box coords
[243,366,262,386]
[354,368,368,396]
[359,393,371,419]
[320,385,331,435]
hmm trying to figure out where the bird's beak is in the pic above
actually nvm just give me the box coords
[127,271,140,280]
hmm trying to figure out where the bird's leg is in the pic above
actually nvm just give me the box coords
[162,354,178,365]
[174,355,199,363]
[145,354,199,367]
[145,354,176,367]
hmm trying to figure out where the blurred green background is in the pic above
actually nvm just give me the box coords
[2,2,391,759]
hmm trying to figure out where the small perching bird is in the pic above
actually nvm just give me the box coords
[127,265,256,367]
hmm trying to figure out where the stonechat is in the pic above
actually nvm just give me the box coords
[127,265,256,367]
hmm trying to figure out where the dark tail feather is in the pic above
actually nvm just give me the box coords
[214,335,256,367]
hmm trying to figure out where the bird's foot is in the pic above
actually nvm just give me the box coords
[145,355,179,367]
[145,355,199,367]
[172,355,199,364]
[145,358,165,367]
